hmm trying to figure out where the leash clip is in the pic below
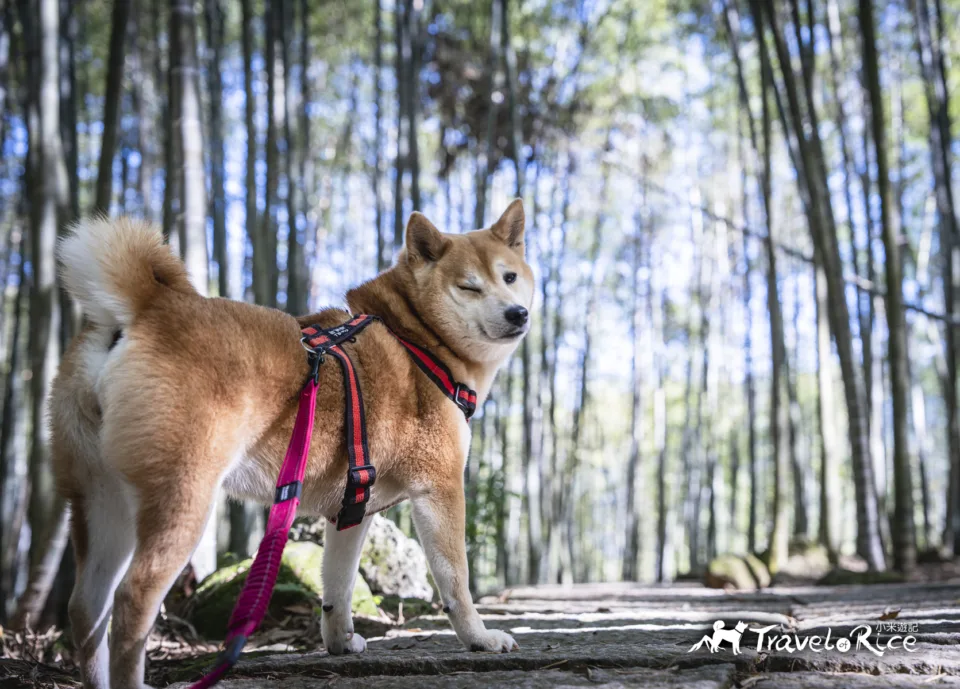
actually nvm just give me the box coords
[302,333,327,385]
[219,634,247,666]
[306,348,324,385]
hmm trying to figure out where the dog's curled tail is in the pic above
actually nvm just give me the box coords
[58,216,197,327]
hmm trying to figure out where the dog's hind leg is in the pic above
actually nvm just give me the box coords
[107,468,221,689]
[321,518,373,655]
[68,473,137,689]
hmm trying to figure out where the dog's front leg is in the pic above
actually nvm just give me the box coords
[321,517,373,654]
[410,482,519,653]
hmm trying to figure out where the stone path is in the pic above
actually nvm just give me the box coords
[165,582,960,688]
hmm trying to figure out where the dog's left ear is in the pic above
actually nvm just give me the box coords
[490,199,525,252]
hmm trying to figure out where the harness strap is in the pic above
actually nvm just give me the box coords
[327,343,375,531]
[300,315,379,531]
[394,338,478,419]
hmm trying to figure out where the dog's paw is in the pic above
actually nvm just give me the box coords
[324,631,367,655]
[322,606,366,655]
[468,629,519,653]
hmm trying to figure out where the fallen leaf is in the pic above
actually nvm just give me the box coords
[878,607,901,620]
[283,604,315,616]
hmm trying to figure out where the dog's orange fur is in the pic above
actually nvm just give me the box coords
[52,202,532,689]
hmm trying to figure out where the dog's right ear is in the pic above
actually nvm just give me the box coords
[405,212,448,262]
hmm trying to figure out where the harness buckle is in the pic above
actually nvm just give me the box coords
[452,383,471,415]
[347,464,377,488]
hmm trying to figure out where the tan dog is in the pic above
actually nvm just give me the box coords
[51,201,532,689]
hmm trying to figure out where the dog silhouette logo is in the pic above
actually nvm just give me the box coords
[689,620,750,655]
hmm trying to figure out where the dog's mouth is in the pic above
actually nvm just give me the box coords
[480,323,528,342]
[498,327,527,340]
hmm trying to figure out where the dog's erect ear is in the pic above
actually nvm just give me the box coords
[405,212,448,262]
[490,199,525,252]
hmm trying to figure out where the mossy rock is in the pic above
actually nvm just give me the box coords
[188,541,380,639]
[359,517,434,601]
[293,515,435,601]
[774,543,832,583]
[816,567,906,586]
[704,552,771,590]
[377,594,438,621]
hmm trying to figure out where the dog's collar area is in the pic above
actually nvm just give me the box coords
[301,314,478,421]
[391,334,478,420]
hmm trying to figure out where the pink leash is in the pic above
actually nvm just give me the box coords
[189,377,318,689]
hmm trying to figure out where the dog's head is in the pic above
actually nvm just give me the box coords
[398,199,534,362]
[734,621,749,633]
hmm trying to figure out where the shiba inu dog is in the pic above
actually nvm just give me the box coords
[51,201,532,689]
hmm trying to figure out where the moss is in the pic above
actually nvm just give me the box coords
[705,553,771,590]
[377,594,437,621]
[743,553,772,587]
[189,541,380,639]
[216,551,244,569]
[279,540,325,594]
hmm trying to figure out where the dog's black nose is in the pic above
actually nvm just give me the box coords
[505,305,528,327]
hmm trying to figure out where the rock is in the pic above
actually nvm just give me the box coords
[773,543,832,584]
[360,516,434,601]
[704,553,771,590]
[188,541,380,639]
[816,568,906,586]
[290,516,326,545]
[837,553,868,572]
[293,514,434,601]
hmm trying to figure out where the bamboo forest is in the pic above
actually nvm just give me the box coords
[2,0,960,686]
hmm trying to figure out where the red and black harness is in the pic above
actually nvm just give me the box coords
[191,314,477,688]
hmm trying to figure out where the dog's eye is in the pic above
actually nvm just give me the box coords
[458,285,482,294]
[504,272,517,284]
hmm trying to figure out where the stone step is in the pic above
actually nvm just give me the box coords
[157,582,960,688]
[163,622,960,685]
[744,672,960,688]
[172,665,737,689]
